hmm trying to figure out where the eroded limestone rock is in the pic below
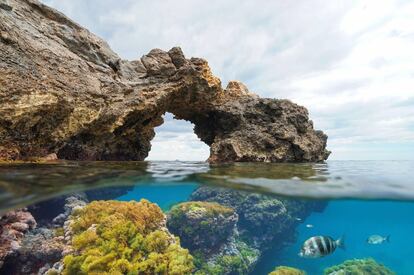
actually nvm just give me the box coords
[0,0,330,163]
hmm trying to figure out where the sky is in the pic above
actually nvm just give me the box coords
[42,0,414,161]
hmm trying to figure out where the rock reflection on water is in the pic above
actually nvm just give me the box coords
[0,160,413,214]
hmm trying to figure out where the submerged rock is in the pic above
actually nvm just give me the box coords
[190,187,326,249]
[167,201,238,254]
[0,0,329,163]
[324,258,396,275]
[269,266,306,275]
[1,228,67,275]
[0,208,36,268]
[187,187,326,273]
[167,201,258,274]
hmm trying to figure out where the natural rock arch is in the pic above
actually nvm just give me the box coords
[147,113,209,161]
[0,0,330,163]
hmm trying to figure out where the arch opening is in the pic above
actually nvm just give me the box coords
[147,113,210,161]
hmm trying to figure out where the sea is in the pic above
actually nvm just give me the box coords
[0,160,413,274]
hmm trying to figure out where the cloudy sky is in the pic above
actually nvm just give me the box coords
[42,0,414,161]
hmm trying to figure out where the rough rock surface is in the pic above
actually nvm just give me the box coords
[1,195,84,274]
[190,187,327,249]
[0,0,330,163]
[167,201,238,254]
[167,201,259,274]
[1,228,67,275]
[0,208,36,268]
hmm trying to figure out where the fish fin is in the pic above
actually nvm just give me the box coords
[336,235,346,250]
[386,235,390,242]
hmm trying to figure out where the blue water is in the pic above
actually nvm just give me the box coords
[2,161,413,274]
[116,184,414,274]
[256,200,414,275]
[117,183,198,211]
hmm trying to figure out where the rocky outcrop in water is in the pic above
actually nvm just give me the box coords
[1,228,67,275]
[167,201,259,274]
[324,258,395,275]
[188,186,326,274]
[0,0,329,163]
[190,187,326,250]
[0,208,36,268]
[269,266,306,275]
[1,195,84,274]
[167,201,238,254]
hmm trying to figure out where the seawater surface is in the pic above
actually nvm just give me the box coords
[0,160,413,274]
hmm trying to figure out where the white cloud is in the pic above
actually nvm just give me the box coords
[42,0,414,160]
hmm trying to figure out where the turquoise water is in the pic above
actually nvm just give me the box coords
[114,186,414,274]
[1,160,413,274]
[255,200,414,274]
[117,184,198,211]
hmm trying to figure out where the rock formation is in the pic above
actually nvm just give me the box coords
[190,187,326,250]
[167,201,260,274]
[324,258,395,275]
[269,266,306,275]
[0,208,36,268]
[0,0,330,163]
[173,187,327,274]
[167,201,238,254]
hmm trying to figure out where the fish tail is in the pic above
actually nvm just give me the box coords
[336,235,346,250]
[386,235,391,242]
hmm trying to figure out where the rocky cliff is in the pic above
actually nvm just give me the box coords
[0,0,330,163]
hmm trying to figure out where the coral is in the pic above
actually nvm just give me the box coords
[62,200,193,275]
[324,258,396,275]
[0,0,329,163]
[269,266,306,275]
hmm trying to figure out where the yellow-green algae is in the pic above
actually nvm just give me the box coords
[62,199,194,275]
[169,201,234,217]
[324,258,395,275]
[268,266,306,275]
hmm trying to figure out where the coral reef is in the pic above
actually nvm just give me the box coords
[0,208,36,268]
[269,266,306,275]
[62,200,193,274]
[0,0,329,163]
[324,258,395,275]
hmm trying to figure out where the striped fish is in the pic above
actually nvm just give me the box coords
[298,235,345,258]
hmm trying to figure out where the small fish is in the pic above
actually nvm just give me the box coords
[299,235,345,258]
[367,235,390,245]
[295,218,302,221]
[306,224,313,228]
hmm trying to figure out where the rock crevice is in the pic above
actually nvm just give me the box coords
[0,0,330,162]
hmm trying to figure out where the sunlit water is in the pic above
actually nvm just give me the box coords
[0,160,413,274]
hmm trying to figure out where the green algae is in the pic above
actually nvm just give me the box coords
[268,266,306,275]
[324,258,395,275]
[62,199,194,275]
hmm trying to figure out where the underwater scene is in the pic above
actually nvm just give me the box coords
[0,160,412,275]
